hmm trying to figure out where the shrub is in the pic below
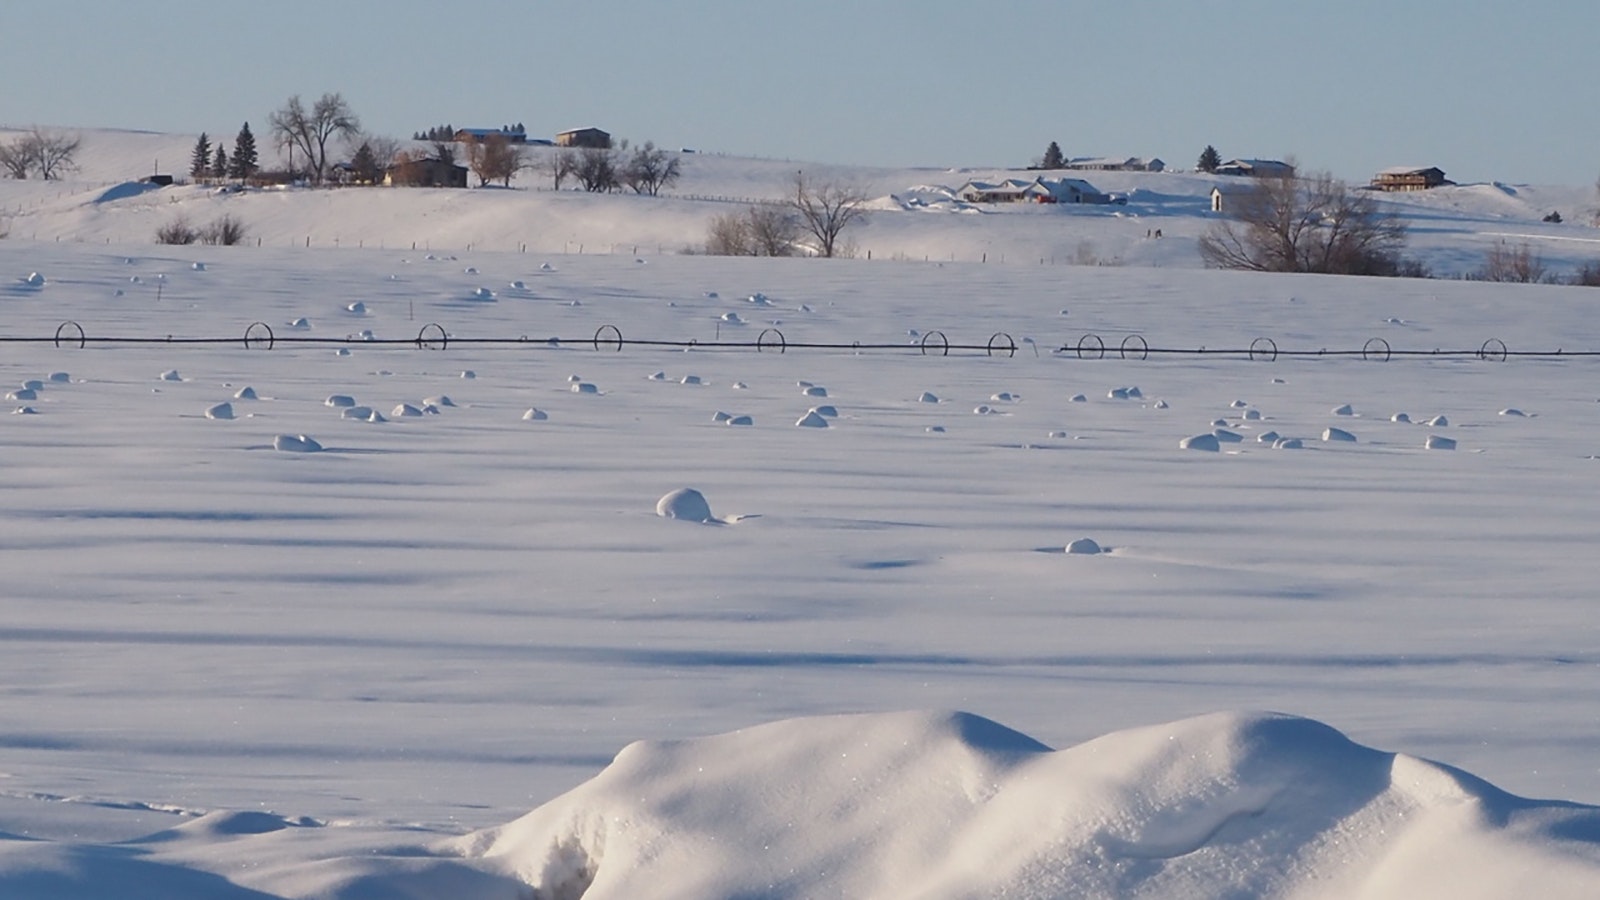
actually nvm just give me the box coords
[1476,240,1548,283]
[201,214,248,246]
[156,217,199,245]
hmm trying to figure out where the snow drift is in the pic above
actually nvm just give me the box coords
[473,710,1600,900]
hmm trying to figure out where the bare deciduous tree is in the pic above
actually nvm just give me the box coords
[538,148,578,190]
[466,134,522,187]
[791,172,869,258]
[622,142,681,196]
[706,211,754,256]
[1476,240,1549,283]
[32,129,82,181]
[574,147,619,192]
[347,132,403,174]
[269,93,360,184]
[0,139,29,179]
[1197,169,1410,275]
[0,128,82,180]
[747,205,799,256]
[705,205,800,256]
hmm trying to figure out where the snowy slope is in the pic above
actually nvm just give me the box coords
[4,128,1597,277]
[1,132,1599,897]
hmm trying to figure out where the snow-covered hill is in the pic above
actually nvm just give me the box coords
[4,128,1597,277]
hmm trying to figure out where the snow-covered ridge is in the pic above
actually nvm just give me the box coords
[3,127,1597,276]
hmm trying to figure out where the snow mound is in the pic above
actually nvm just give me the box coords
[473,710,1600,900]
[523,408,549,421]
[204,402,234,420]
[1065,537,1103,555]
[7,388,37,401]
[1426,435,1458,450]
[272,434,323,453]
[233,386,258,400]
[1324,427,1358,443]
[796,411,830,428]
[918,391,940,403]
[655,488,719,523]
[1333,404,1355,416]
[1180,433,1220,452]
[93,181,164,204]
[21,272,46,287]
[325,394,356,408]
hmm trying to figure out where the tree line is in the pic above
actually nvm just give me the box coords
[190,123,260,181]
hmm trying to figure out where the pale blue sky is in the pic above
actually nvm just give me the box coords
[2,0,1595,185]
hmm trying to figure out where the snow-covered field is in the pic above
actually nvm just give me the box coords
[1,132,1599,897]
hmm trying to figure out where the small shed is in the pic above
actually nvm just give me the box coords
[555,127,612,149]
[1209,185,1249,213]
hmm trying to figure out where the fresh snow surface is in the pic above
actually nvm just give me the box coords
[2,138,1600,897]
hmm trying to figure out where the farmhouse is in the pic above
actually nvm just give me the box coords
[1065,156,1165,173]
[1371,166,1452,191]
[384,155,469,188]
[1215,158,1296,178]
[555,127,611,149]
[956,177,1109,204]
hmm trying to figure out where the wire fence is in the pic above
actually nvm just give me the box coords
[5,323,1589,363]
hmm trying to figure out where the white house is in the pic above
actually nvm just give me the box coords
[1214,158,1295,178]
[956,177,1109,204]
[1065,157,1165,173]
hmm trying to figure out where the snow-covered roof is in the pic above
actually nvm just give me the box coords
[1378,166,1445,176]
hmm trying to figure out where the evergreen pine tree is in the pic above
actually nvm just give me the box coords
[351,142,378,184]
[190,132,212,178]
[212,145,228,179]
[230,122,258,180]
[1198,144,1221,173]
[1042,141,1065,170]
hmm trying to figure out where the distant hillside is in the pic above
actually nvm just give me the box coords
[2,128,1597,278]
